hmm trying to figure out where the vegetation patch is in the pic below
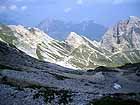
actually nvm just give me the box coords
[0,32,17,44]
[88,93,140,105]
[30,85,73,105]
[87,66,118,73]
[89,96,140,105]
[0,64,24,71]
[49,72,71,80]
[36,44,44,60]
[118,63,140,70]
[1,78,73,105]
[0,64,14,70]
[0,76,24,91]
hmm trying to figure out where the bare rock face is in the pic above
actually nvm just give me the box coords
[65,32,87,48]
[0,41,140,105]
[0,24,53,58]
[101,16,140,52]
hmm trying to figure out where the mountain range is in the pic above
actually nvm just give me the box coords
[38,19,107,40]
[0,16,140,104]
[0,16,140,70]
[0,35,140,105]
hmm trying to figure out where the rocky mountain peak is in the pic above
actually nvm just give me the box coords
[101,16,140,52]
[129,16,140,21]
[125,16,140,27]
[65,32,87,48]
[9,25,53,42]
[66,32,82,40]
[29,27,54,41]
[0,25,54,58]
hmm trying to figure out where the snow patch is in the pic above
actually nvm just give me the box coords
[113,83,121,90]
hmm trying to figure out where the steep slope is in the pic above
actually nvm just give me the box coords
[0,25,110,69]
[65,45,113,69]
[101,16,140,66]
[0,24,54,58]
[38,19,107,40]
[64,16,140,68]
[64,32,112,69]
[0,41,140,105]
[36,40,72,63]
[101,16,140,52]
[0,24,72,65]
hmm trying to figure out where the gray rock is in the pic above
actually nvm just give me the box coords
[0,41,140,104]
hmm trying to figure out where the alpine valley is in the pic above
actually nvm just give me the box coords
[0,16,140,70]
[0,16,140,105]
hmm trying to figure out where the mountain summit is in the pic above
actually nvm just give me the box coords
[65,32,87,48]
[101,16,140,52]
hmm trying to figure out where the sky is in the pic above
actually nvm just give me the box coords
[0,0,140,27]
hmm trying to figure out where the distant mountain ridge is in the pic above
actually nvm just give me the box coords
[0,16,140,69]
[38,19,107,40]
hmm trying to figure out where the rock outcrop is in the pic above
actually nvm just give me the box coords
[101,16,140,52]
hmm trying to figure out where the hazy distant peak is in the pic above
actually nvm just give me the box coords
[38,19,107,40]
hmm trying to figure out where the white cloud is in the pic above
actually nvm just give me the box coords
[0,5,28,11]
[64,8,72,13]
[113,0,139,5]
[81,0,140,5]
[21,6,27,11]
[9,5,17,10]
[77,0,83,5]
[0,6,7,10]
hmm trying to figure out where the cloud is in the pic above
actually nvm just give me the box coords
[64,8,72,13]
[112,0,140,4]
[76,0,83,5]
[0,6,7,10]
[81,0,140,5]
[21,6,27,11]
[9,5,17,10]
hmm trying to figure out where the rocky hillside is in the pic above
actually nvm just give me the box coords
[0,24,110,69]
[0,16,140,69]
[0,41,140,105]
[101,16,140,52]
[0,24,53,58]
